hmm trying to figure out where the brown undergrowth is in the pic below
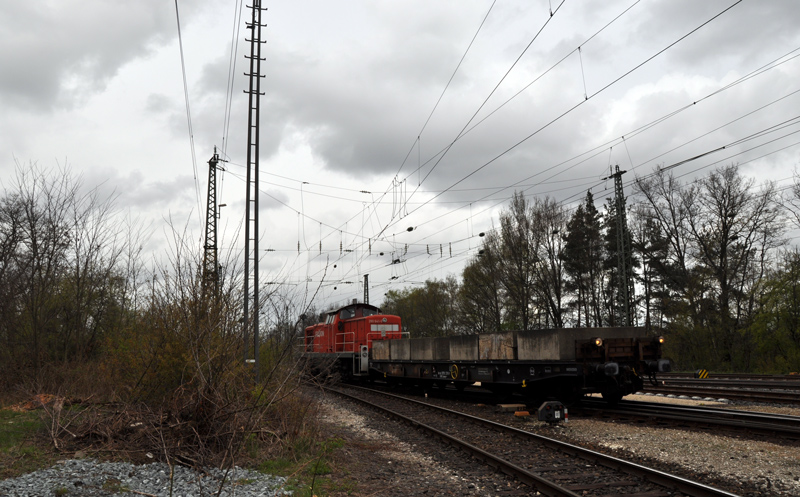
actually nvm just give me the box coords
[1,227,327,482]
[0,364,321,472]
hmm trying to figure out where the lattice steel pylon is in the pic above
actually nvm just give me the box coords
[606,165,635,326]
[203,147,221,295]
[243,0,267,379]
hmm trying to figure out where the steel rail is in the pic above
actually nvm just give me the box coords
[660,378,800,391]
[660,373,800,381]
[644,384,800,404]
[579,398,800,438]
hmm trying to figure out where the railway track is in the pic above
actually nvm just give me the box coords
[576,398,800,442]
[660,373,800,381]
[643,376,800,404]
[328,384,741,497]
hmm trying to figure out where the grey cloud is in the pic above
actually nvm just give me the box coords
[81,168,198,212]
[0,1,211,112]
[634,1,800,70]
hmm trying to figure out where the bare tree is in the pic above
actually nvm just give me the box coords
[458,230,504,333]
[634,169,700,322]
[15,163,75,370]
[0,192,25,377]
[529,197,567,328]
[0,162,148,379]
[635,165,785,369]
[784,168,800,229]
[686,165,783,368]
[498,192,537,330]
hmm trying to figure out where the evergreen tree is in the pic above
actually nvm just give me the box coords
[561,191,605,327]
[629,207,670,330]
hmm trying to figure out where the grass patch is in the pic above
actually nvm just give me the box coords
[0,409,43,447]
[255,436,356,496]
[102,478,130,493]
[0,408,57,479]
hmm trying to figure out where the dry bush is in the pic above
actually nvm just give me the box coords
[38,225,313,470]
[0,168,321,473]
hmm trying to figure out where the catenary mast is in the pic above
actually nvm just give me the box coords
[203,148,222,295]
[243,0,267,379]
[604,165,635,326]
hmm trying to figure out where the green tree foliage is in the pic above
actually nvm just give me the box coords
[382,277,459,337]
[748,251,800,372]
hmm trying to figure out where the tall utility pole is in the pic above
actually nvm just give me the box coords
[203,148,222,295]
[363,274,369,305]
[243,0,266,379]
[604,165,635,326]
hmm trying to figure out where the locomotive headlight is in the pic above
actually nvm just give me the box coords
[593,337,603,347]
[657,336,665,344]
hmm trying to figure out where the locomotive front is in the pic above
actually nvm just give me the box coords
[302,302,402,379]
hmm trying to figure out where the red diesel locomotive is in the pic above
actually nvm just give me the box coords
[303,302,403,377]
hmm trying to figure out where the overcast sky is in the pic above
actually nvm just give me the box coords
[2,0,800,311]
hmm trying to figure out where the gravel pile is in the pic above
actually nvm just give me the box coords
[0,459,291,497]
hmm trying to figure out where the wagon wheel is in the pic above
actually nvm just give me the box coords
[601,378,623,405]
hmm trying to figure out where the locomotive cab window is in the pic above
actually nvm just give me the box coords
[340,308,355,320]
[362,307,379,317]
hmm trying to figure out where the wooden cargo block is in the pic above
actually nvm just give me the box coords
[390,339,410,361]
[433,337,451,361]
[479,332,516,360]
[516,329,561,361]
[449,335,479,361]
[409,338,434,361]
[371,340,390,360]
